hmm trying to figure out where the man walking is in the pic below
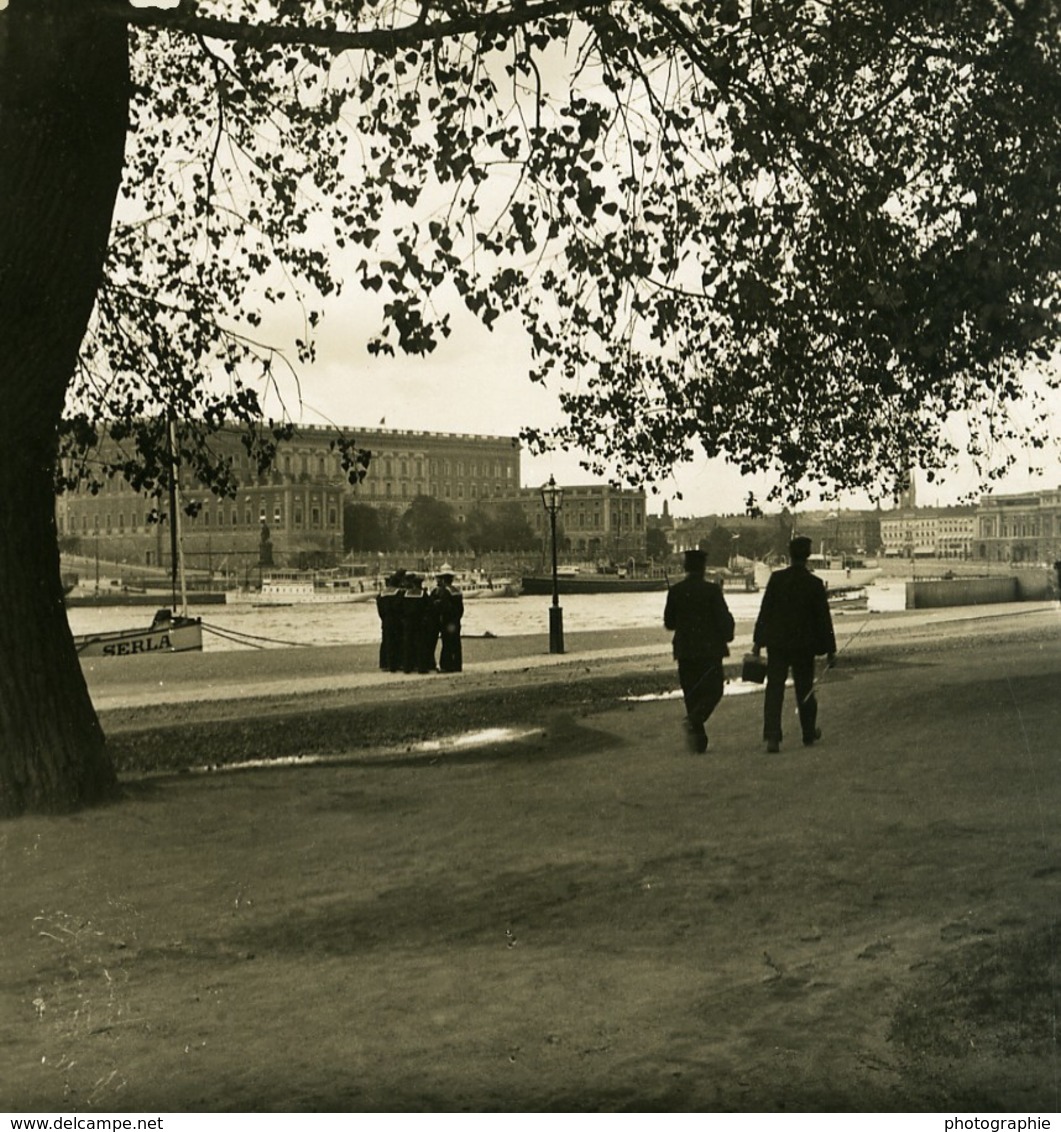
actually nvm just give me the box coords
[664,548,735,753]
[752,536,837,754]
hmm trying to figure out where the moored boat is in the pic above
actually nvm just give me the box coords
[806,555,881,587]
[520,572,667,595]
[826,584,870,612]
[225,570,378,605]
[74,608,203,657]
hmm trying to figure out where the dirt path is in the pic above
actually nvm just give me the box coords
[1,615,1058,1111]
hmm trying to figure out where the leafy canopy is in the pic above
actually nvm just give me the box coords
[68,0,1061,505]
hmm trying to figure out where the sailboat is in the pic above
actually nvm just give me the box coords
[74,415,203,657]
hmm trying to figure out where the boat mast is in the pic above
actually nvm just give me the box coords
[165,410,189,616]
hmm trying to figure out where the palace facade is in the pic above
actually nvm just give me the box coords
[56,423,522,573]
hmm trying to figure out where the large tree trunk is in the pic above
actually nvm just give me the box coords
[0,0,129,815]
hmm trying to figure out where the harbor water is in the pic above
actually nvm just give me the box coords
[67,583,907,653]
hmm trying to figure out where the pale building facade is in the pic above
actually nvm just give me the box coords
[515,484,647,561]
[975,488,1061,564]
[56,423,522,573]
[880,506,977,558]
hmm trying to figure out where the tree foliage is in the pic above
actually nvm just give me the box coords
[397,494,462,550]
[464,501,538,553]
[66,0,1061,507]
[343,500,398,553]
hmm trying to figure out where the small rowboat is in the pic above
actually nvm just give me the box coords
[74,608,203,658]
[826,585,869,612]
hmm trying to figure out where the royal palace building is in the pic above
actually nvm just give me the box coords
[56,423,522,573]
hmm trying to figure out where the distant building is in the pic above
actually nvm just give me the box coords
[975,488,1061,564]
[56,423,522,573]
[342,424,521,520]
[515,483,647,561]
[663,508,881,561]
[880,505,976,559]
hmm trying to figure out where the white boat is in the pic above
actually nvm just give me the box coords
[757,556,880,589]
[451,572,521,598]
[806,555,881,587]
[826,584,869,612]
[74,608,203,657]
[225,570,378,605]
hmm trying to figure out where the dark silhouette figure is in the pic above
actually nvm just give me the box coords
[432,565,464,673]
[753,536,837,753]
[663,548,735,752]
[376,569,406,672]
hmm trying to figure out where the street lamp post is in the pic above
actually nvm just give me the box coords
[540,474,565,654]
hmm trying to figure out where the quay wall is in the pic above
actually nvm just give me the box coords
[906,568,1056,609]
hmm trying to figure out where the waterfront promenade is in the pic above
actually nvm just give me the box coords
[85,598,1057,715]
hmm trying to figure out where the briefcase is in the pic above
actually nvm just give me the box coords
[741,652,768,684]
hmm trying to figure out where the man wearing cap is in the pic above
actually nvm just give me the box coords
[752,536,837,753]
[664,548,736,753]
[401,573,436,674]
[431,565,464,673]
[375,568,406,672]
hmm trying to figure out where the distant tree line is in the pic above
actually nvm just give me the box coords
[344,496,537,556]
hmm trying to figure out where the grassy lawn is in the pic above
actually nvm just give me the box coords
[2,627,1059,1112]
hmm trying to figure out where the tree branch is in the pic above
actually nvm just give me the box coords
[100,0,613,53]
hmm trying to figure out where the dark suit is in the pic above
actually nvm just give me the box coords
[664,574,735,740]
[753,564,837,743]
[432,583,464,672]
[376,586,404,672]
[401,590,437,674]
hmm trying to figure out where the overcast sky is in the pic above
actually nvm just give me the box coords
[264,291,1060,519]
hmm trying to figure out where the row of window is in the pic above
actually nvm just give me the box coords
[76,453,518,490]
[59,502,340,534]
[530,510,646,530]
[364,458,516,479]
[355,481,510,500]
[980,517,1059,538]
